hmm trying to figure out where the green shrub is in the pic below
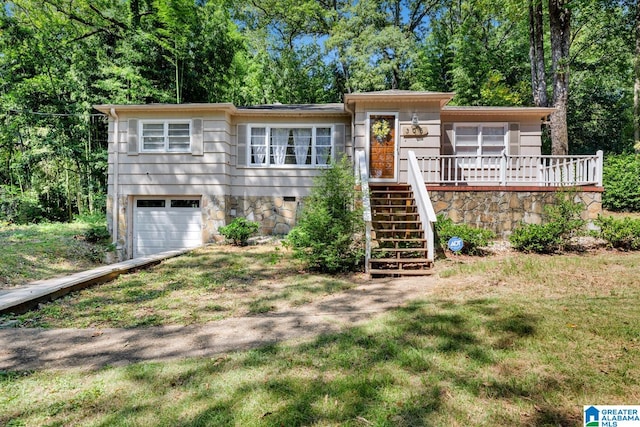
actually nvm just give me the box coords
[84,224,111,243]
[286,156,364,273]
[595,215,640,250]
[219,217,260,246]
[603,154,640,212]
[510,190,585,253]
[509,222,563,253]
[435,215,496,255]
[0,186,45,224]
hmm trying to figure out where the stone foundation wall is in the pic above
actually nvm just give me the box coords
[429,189,602,236]
[201,195,301,241]
[106,194,129,261]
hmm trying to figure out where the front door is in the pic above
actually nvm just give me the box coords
[369,114,397,180]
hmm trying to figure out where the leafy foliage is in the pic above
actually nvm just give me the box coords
[595,215,640,250]
[509,222,564,254]
[434,214,495,255]
[219,218,260,246]
[84,224,111,244]
[0,186,44,224]
[0,0,638,227]
[602,154,640,212]
[510,190,586,253]
[286,156,364,273]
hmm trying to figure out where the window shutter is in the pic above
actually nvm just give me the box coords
[192,118,203,156]
[128,119,138,155]
[333,123,346,159]
[237,124,247,166]
[442,123,454,155]
[509,123,520,155]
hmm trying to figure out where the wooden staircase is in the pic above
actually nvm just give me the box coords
[368,184,434,277]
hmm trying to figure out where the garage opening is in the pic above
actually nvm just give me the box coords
[133,197,202,258]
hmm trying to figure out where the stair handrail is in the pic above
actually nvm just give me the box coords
[355,149,372,273]
[408,150,437,262]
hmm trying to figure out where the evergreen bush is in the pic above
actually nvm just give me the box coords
[510,190,585,253]
[602,154,640,212]
[286,156,364,273]
[84,224,111,243]
[219,217,260,246]
[435,215,495,255]
[0,186,45,224]
[595,215,640,250]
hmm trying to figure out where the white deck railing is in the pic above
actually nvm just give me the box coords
[355,149,372,273]
[408,151,437,262]
[417,150,603,187]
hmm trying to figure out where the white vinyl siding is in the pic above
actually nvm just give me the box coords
[247,125,335,167]
[141,121,191,152]
[454,123,507,166]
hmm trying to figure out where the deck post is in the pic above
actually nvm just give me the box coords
[596,150,604,187]
[500,152,507,186]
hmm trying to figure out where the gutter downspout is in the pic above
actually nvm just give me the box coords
[110,108,119,248]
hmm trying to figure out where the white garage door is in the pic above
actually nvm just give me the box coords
[133,198,202,258]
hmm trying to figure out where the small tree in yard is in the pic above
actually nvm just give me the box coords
[286,156,364,273]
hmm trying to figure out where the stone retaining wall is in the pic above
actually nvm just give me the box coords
[109,188,603,260]
[201,195,301,241]
[428,188,603,236]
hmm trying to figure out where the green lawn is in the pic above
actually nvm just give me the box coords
[3,244,361,328]
[1,248,639,426]
[0,220,110,288]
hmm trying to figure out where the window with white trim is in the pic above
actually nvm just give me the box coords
[248,125,334,167]
[454,123,507,166]
[141,121,191,152]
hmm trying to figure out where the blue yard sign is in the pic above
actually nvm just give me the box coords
[448,237,464,253]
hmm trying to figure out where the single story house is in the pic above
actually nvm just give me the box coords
[94,90,603,271]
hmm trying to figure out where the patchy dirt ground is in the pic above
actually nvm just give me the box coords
[0,273,444,371]
[0,238,629,372]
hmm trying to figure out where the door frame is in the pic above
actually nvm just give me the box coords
[366,111,399,183]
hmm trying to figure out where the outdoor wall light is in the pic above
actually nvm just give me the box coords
[409,113,426,136]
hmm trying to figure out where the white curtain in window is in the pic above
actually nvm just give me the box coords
[272,128,289,165]
[316,147,330,165]
[292,128,311,165]
[315,128,332,165]
[251,128,267,164]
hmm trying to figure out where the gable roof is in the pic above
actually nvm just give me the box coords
[344,90,455,108]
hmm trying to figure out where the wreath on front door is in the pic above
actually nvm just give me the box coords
[372,119,391,143]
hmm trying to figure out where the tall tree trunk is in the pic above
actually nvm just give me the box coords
[549,0,571,155]
[634,0,640,152]
[529,0,548,107]
[130,0,140,28]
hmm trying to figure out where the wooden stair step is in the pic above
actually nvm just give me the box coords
[373,206,416,209]
[369,269,434,276]
[371,196,414,201]
[375,228,423,232]
[370,258,431,263]
[374,220,421,224]
[374,211,419,216]
[370,186,410,190]
[370,192,413,196]
[378,238,425,242]
[372,247,428,253]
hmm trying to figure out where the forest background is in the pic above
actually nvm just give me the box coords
[0,0,638,223]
